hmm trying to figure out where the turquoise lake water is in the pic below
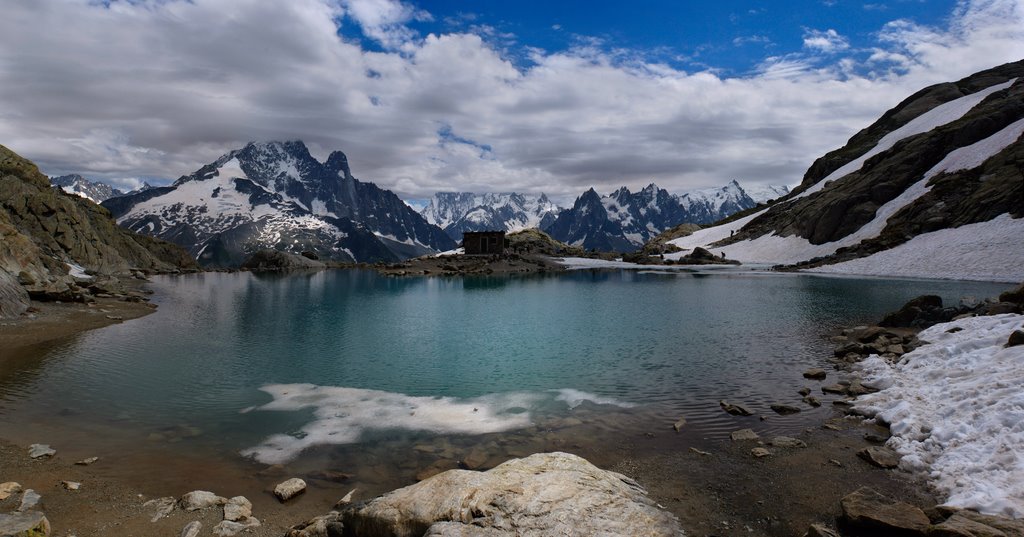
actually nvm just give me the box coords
[0,269,1011,488]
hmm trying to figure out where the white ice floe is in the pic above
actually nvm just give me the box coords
[854,314,1024,518]
[241,384,633,464]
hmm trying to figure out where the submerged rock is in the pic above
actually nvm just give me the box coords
[770,404,802,415]
[730,429,760,441]
[337,452,683,537]
[720,400,755,416]
[803,368,828,380]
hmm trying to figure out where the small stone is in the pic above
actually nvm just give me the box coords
[180,520,202,537]
[770,404,801,415]
[212,517,261,537]
[804,523,840,537]
[857,446,900,469]
[768,436,806,449]
[0,512,51,537]
[335,488,357,507]
[839,487,930,534]
[803,396,822,407]
[672,418,687,432]
[223,496,252,522]
[803,368,827,380]
[798,387,811,397]
[689,447,712,456]
[28,444,56,459]
[17,489,42,512]
[274,478,307,502]
[143,496,177,522]
[828,459,843,467]
[61,481,81,491]
[821,384,848,395]
[730,428,760,441]
[74,457,99,466]
[179,490,227,511]
[1007,330,1024,348]
[719,400,754,416]
[0,482,21,501]
[751,447,771,458]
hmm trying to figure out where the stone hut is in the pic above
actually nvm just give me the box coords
[463,231,507,255]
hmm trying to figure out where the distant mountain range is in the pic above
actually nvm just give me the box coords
[51,174,125,203]
[421,192,560,241]
[542,180,788,252]
[422,181,788,251]
[102,141,456,267]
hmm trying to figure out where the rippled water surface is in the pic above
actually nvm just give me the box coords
[0,269,1010,485]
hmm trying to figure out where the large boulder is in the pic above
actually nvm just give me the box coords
[839,487,930,535]
[338,452,683,537]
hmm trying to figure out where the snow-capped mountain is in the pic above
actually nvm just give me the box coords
[543,181,787,252]
[667,60,1024,282]
[421,192,561,241]
[50,174,124,203]
[677,180,787,225]
[742,184,790,204]
[545,184,694,252]
[103,141,456,267]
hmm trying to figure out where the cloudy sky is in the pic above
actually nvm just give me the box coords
[1,0,1022,205]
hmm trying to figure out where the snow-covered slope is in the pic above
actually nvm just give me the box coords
[667,60,1024,281]
[50,174,124,203]
[103,141,455,267]
[421,192,561,241]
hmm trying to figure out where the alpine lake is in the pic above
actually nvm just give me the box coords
[0,267,1011,505]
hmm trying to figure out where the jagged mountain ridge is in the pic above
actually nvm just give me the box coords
[421,192,560,241]
[667,59,1024,280]
[104,141,456,267]
[544,181,786,252]
[51,174,124,203]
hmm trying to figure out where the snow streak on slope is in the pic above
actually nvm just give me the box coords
[853,314,1024,517]
[812,214,1024,282]
[796,78,1017,200]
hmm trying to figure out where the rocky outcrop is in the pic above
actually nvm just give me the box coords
[0,145,197,317]
[291,452,682,537]
[240,250,325,271]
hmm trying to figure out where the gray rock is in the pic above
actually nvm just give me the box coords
[275,478,307,502]
[770,404,802,415]
[338,452,683,537]
[17,489,41,512]
[768,437,807,449]
[929,513,1008,537]
[821,384,848,395]
[751,447,771,458]
[27,444,55,459]
[212,517,261,537]
[0,511,51,537]
[954,510,1024,536]
[336,489,357,507]
[730,429,760,441]
[803,396,822,407]
[839,487,930,534]
[286,512,345,537]
[179,490,227,511]
[857,446,900,469]
[223,496,252,522]
[0,481,21,501]
[798,387,812,397]
[61,481,81,491]
[720,400,754,416]
[672,418,686,432]
[803,523,839,537]
[74,457,99,466]
[1007,330,1024,348]
[803,368,828,380]
[180,521,202,537]
[143,496,177,522]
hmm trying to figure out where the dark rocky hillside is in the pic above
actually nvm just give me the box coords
[0,145,197,318]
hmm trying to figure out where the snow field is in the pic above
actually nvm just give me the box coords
[854,314,1024,518]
